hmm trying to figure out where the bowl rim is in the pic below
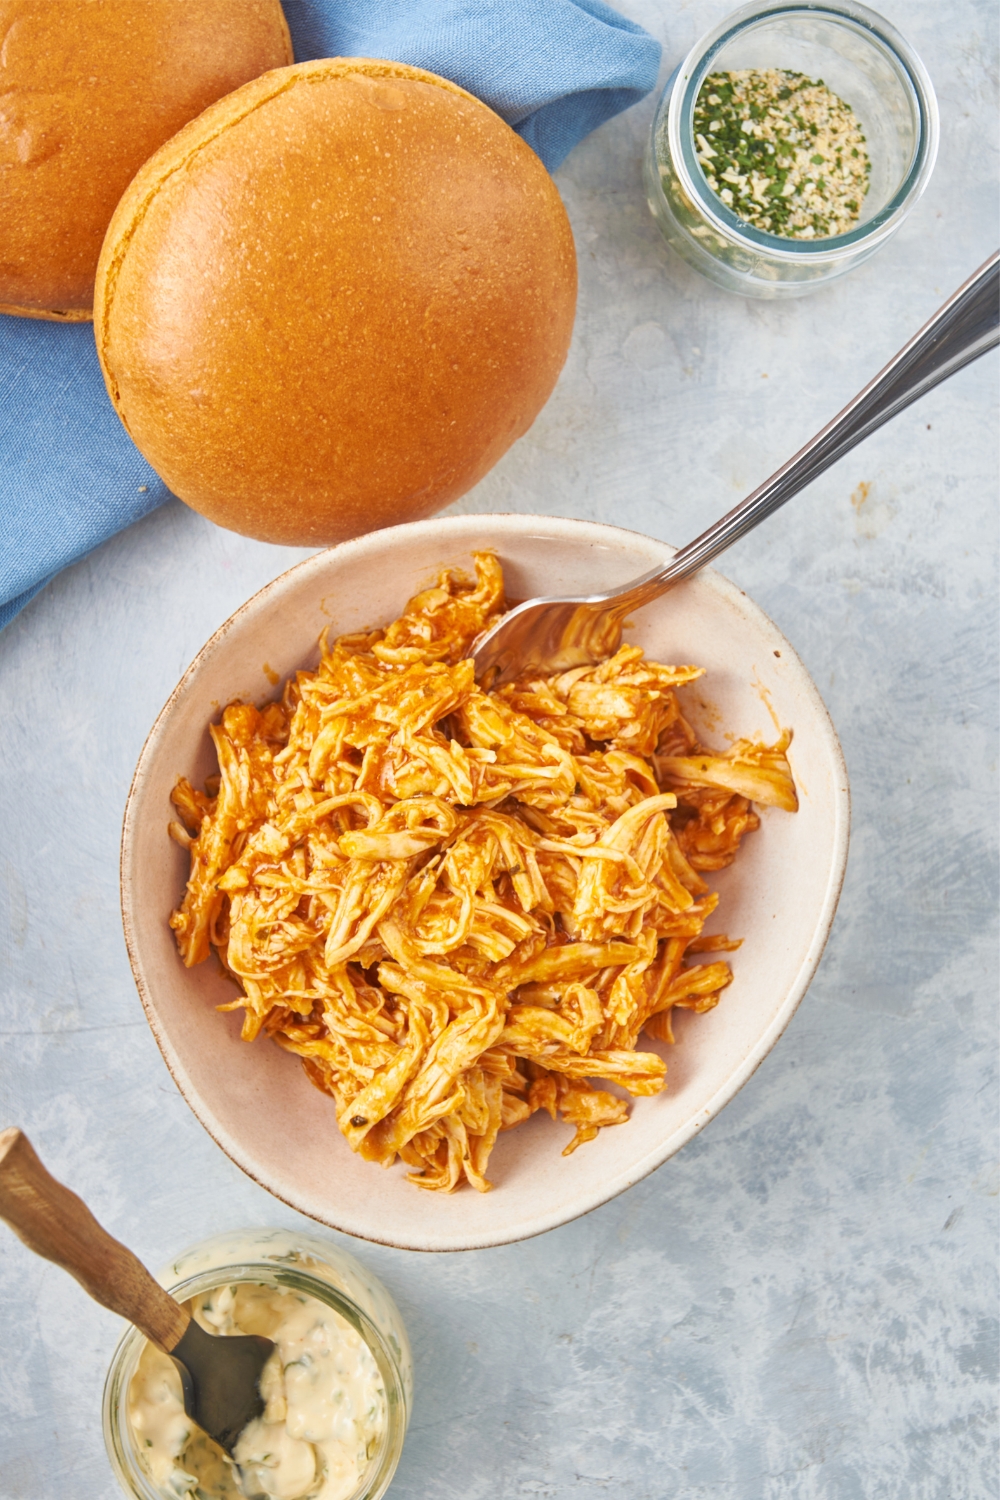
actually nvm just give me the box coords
[120,513,850,1251]
[652,0,940,263]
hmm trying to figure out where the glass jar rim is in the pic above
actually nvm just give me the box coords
[103,1257,409,1500]
[658,0,939,261]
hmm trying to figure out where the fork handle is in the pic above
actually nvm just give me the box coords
[617,251,1000,610]
[0,1128,189,1351]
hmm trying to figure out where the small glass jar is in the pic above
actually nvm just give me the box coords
[644,0,939,297]
[102,1227,413,1500]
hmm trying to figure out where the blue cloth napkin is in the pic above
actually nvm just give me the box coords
[0,0,660,631]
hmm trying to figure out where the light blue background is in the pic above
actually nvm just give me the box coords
[0,2,996,1496]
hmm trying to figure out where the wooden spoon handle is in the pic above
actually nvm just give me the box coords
[0,1128,189,1352]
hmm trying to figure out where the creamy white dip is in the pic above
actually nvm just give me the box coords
[128,1281,385,1500]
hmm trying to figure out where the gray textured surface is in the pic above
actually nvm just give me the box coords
[1,1,997,1495]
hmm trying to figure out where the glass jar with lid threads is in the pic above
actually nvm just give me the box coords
[644,0,938,297]
[103,1227,412,1500]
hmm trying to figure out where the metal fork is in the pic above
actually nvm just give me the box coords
[472,252,999,688]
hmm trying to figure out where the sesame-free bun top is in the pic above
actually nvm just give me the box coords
[94,59,578,546]
[0,0,292,320]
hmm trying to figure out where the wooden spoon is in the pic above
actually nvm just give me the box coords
[0,1127,274,1457]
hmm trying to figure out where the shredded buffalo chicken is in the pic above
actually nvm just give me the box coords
[169,554,797,1192]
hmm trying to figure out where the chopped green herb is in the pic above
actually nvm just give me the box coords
[691,69,871,238]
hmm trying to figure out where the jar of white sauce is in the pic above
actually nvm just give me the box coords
[102,1228,412,1500]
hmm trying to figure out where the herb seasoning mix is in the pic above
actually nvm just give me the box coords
[693,70,871,238]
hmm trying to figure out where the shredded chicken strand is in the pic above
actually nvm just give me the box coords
[170,554,797,1191]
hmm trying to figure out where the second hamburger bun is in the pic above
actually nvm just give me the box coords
[0,0,292,320]
[94,59,577,546]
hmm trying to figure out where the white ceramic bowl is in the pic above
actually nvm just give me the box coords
[121,515,849,1252]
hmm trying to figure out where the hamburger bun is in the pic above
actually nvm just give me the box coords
[93,59,577,546]
[0,0,292,320]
